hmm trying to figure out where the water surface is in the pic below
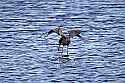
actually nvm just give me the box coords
[0,0,125,83]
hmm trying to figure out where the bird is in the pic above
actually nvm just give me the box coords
[43,26,83,56]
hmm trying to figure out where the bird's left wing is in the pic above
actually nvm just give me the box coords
[68,29,81,38]
[68,29,89,43]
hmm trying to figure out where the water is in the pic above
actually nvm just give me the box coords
[0,0,125,83]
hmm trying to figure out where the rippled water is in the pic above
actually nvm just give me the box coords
[0,0,125,83]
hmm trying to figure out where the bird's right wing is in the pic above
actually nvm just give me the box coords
[42,27,64,37]
[47,27,64,36]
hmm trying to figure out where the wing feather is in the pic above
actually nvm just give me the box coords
[46,27,64,36]
[68,29,81,38]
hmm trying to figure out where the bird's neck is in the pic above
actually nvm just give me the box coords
[61,35,70,39]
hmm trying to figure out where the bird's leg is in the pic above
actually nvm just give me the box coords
[63,45,69,57]
[58,44,60,51]
[67,45,68,55]
[61,46,63,55]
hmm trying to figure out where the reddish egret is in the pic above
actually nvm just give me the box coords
[44,26,83,56]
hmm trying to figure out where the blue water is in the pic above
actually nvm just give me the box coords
[0,0,125,83]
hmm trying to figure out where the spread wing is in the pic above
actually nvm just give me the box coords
[47,27,64,36]
[68,29,89,43]
[42,26,64,37]
[68,29,81,38]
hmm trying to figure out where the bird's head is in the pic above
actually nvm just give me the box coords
[55,26,64,36]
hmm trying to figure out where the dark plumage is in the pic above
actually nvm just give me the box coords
[58,35,70,55]
[59,35,70,46]
[45,26,82,55]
